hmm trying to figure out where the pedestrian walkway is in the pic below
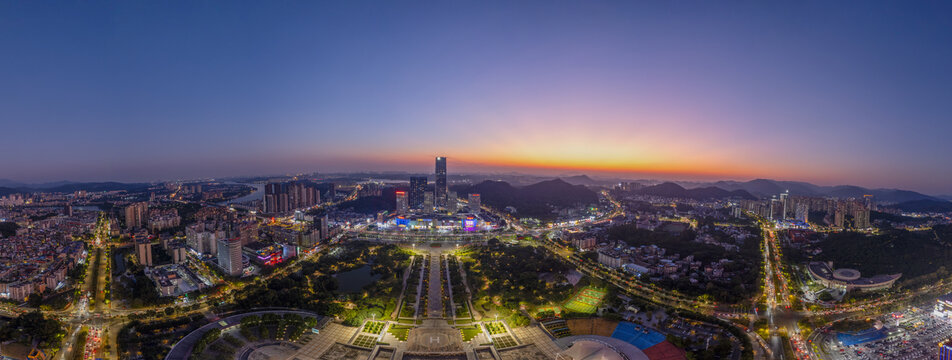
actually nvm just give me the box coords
[427,250,443,318]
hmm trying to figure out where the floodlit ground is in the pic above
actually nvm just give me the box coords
[563,287,606,314]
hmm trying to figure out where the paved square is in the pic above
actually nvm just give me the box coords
[406,327,463,353]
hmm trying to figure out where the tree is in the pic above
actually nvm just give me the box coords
[27,292,43,308]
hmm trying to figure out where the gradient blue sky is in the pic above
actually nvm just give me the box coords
[2,1,952,193]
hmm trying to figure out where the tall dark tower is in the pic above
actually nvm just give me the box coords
[435,156,447,208]
[409,176,427,210]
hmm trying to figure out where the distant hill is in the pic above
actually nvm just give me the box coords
[561,175,604,186]
[0,179,78,189]
[453,178,598,219]
[636,182,756,200]
[0,182,150,195]
[702,179,937,203]
[45,182,151,193]
[885,199,952,213]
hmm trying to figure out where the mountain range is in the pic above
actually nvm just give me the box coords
[634,182,757,200]
[0,175,946,207]
[0,181,151,196]
[452,178,599,219]
[690,179,943,203]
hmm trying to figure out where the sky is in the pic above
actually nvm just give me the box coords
[2,1,952,194]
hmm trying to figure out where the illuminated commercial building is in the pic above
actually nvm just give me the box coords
[807,262,900,292]
[396,191,409,214]
[940,337,952,360]
[468,193,481,213]
[935,294,952,319]
[244,242,288,266]
[386,213,491,231]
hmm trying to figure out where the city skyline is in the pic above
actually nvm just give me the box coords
[3,1,952,193]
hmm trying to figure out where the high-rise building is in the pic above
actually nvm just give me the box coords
[409,177,427,210]
[834,206,845,228]
[314,214,329,241]
[863,194,876,211]
[395,191,409,214]
[186,223,223,255]
[795,203,810,222]
[288,182,321,210]
[264,181,321,213]
[217,238,244,276]
[423,192,434,213]
[169,244,187,265]
[447,191,458,214]
[852,205,870,229]
[768,197,780,220]
[136,237,153,267]
[125,202,148,229]
[263,182,288,213]
[468,193,481,213]
[435,156,447,208]
[779,191,789,219]
[239,221,258,246]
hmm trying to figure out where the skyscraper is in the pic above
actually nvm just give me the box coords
[447,191,458,214]
[423,192,434,213]
[217,238,244,277]
[395,191,409,214]
[435,156,447,208]
[779,191,789,219]
[409,177,427,210]
[468,193,481,213]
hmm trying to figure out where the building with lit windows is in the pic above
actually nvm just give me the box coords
[217,238,244,276]
[435,156,447,207]
[396,191,409,214]
[807,262,900,292]
[136,236,153,266]
[935,294,952,319]
[468,193,481,213]
[409,176,427,210]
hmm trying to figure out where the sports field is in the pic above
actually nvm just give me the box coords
[563,287,606,314]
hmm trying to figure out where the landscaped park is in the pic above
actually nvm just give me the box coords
[163,240,689,360]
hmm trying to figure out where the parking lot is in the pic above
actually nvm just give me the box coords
[817,308,952,360]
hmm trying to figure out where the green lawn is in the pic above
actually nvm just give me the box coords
[387,325,412,341]
[459,326,482,341]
